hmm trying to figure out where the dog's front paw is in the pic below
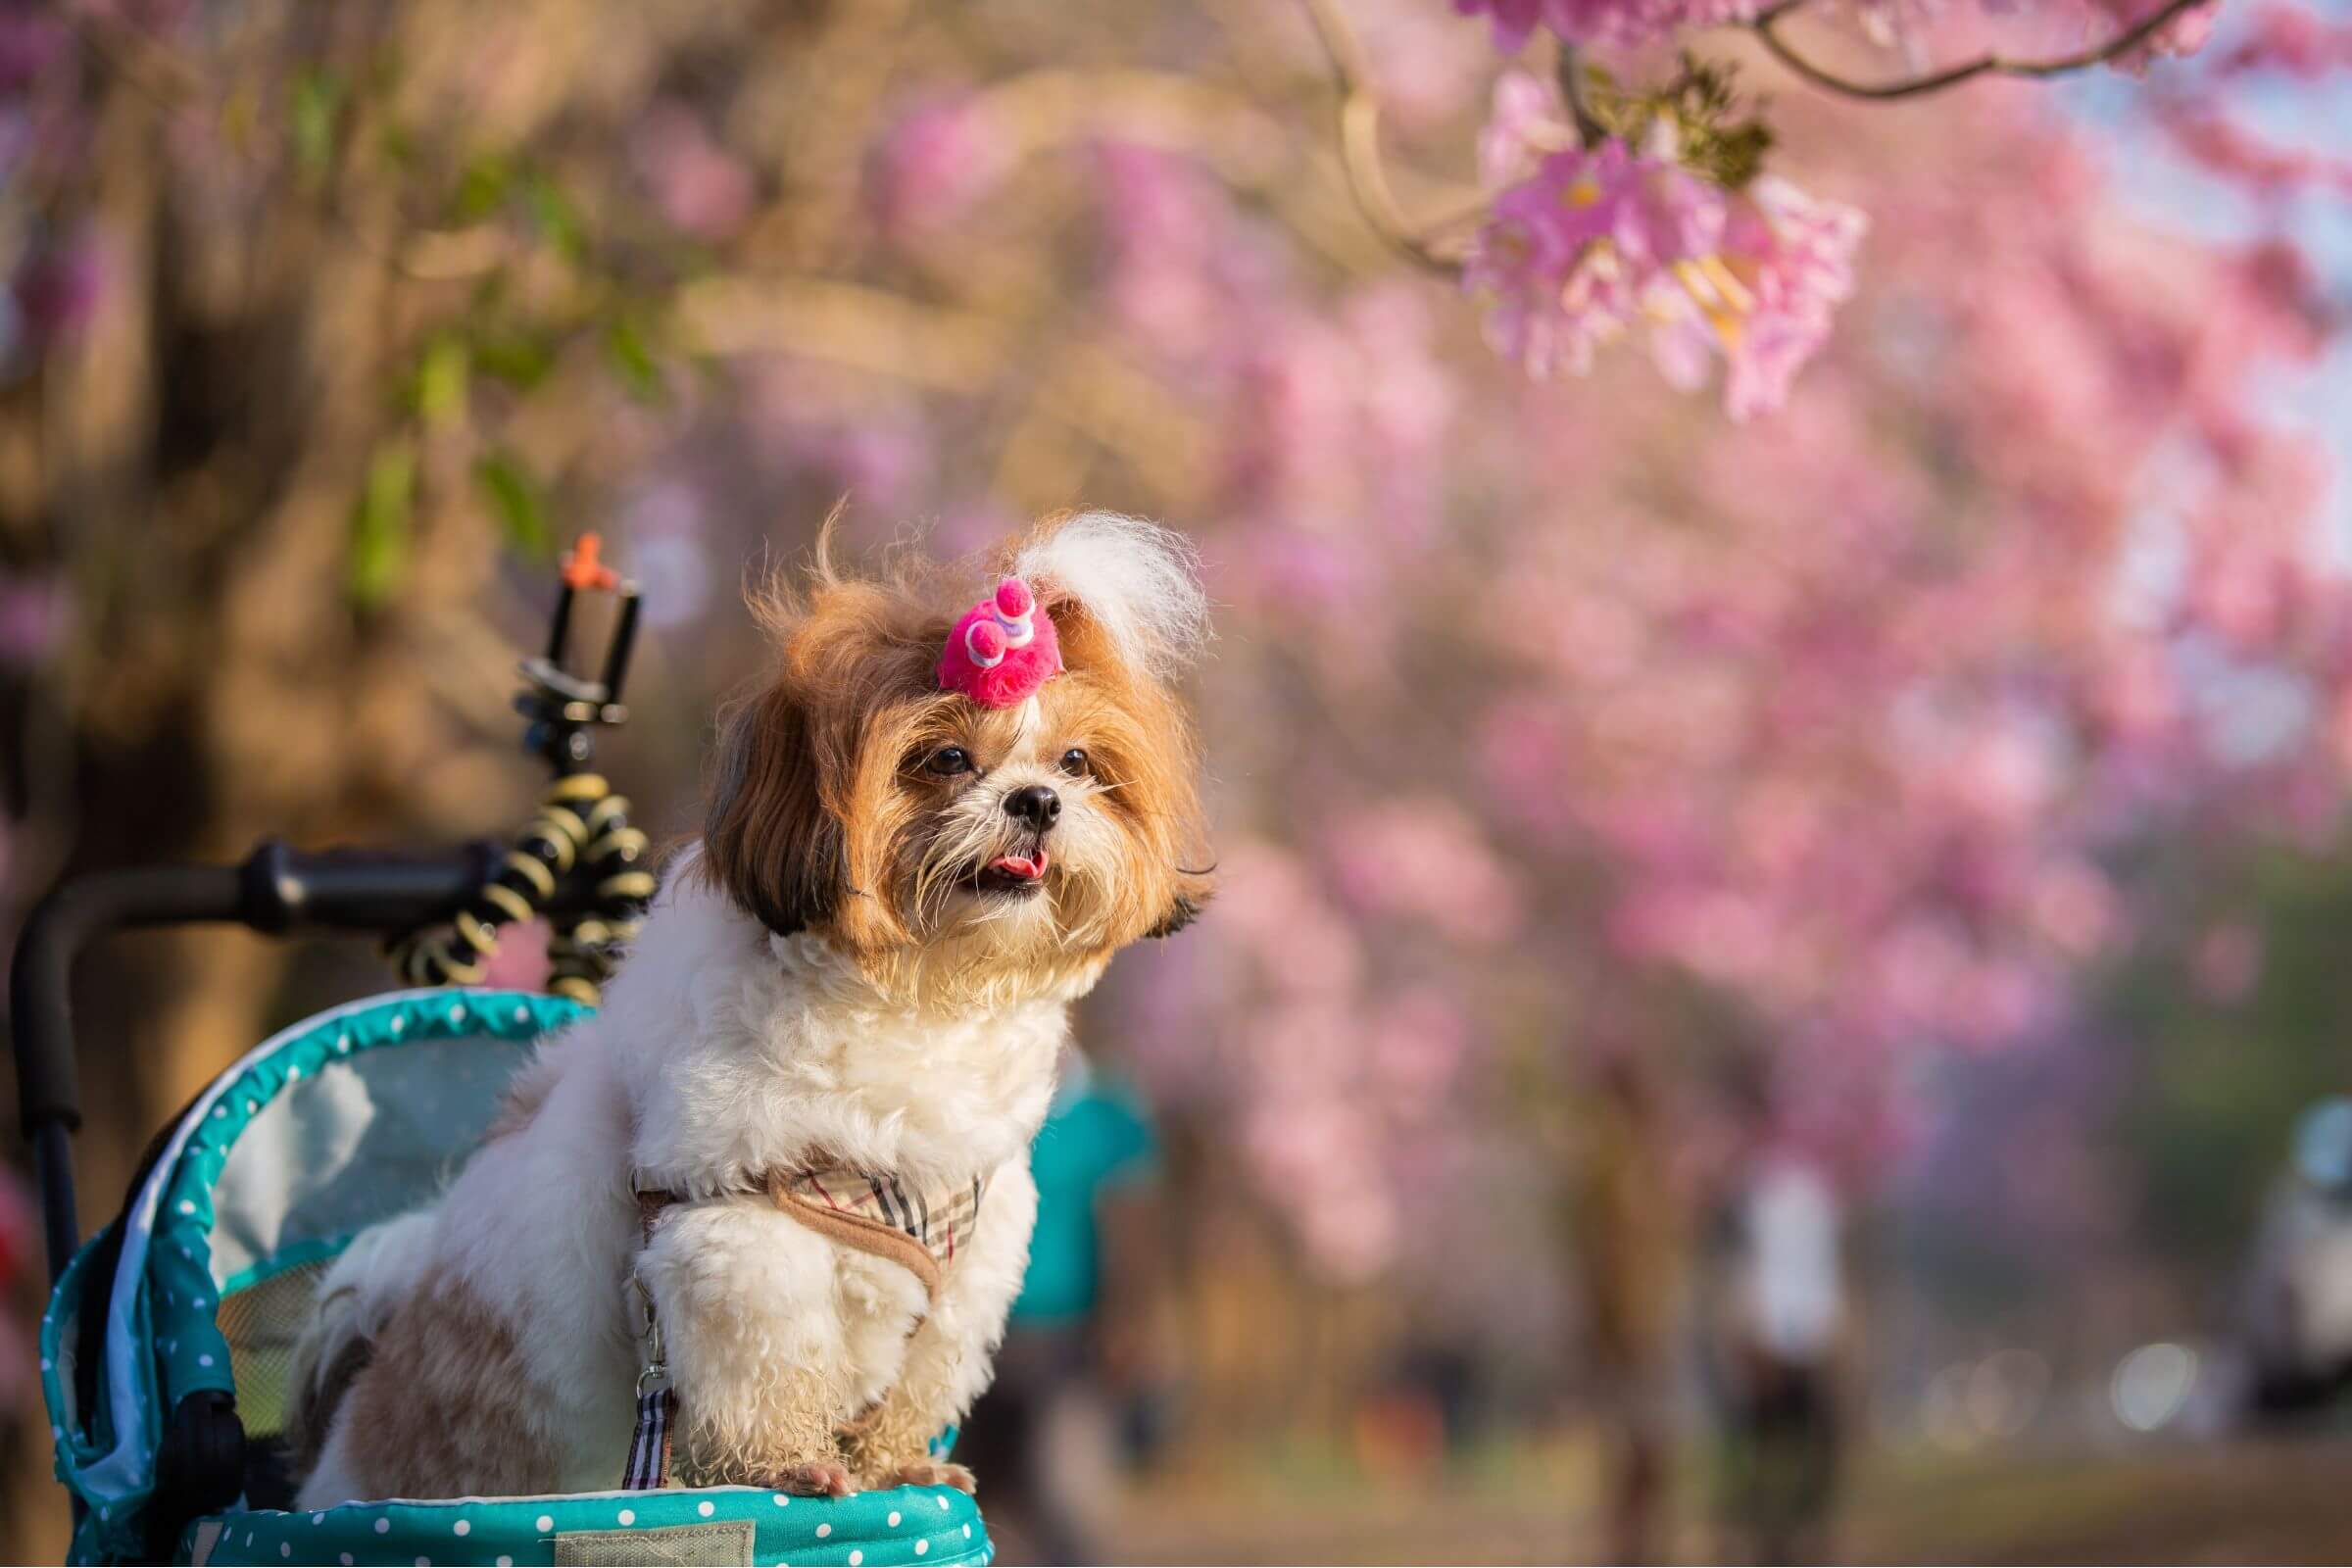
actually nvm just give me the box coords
[770,1460,858,1497]
[876,1460,976,1494]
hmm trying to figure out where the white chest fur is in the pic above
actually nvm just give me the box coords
[605,880,1072,1198]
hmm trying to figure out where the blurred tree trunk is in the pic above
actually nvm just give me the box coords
[12,32,505,1217]
[1570,1054,1688,1565]
[0,8,592,1546]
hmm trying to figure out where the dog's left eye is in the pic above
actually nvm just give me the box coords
[925,746,974,776]
[1057,748,1091,776]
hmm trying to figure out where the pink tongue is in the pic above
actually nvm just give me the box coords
[990,851,1048,880]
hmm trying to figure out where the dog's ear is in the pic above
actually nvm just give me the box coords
[701,681,845,937]
[1146,882,1211,939]
[1151,775,1216,939]
[1145,741,1215,942]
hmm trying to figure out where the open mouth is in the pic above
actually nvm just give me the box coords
[969,846,1050,896]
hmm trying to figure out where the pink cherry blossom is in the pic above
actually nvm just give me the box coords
[1467,136,1726,378]
[2098,0,2223,71]
[2214,2,2352,75]
[1323,797,1527,946]
[2190,916,2264,1002]
[0,571,63,666]
[11,228,106,343]
[1454,0,1763,50]
[0,12,67,95]
[1476,71,1570,191]
[1453,0,1550,52]
[630,103,755,240]
[867,97,1008,243]
[1468,119,1861,416]
[1647,175,1867,419]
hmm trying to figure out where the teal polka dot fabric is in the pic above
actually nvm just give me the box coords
[39,989,998,1565]
[185,1484,991,1567]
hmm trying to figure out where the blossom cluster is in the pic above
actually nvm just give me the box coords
[1448,0,2236,411]
[1466,104,1864,418]
[846,6,2344,1272]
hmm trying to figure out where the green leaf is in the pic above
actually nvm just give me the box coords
[413,333,469,425]
[378,122,418,170]
[474,450,552,560]
[349,443,416,608]
[291,69,345,183]
[603,315,662,405]
[524,172,587,266]
[452,155,513,223]
[468,268,513,313]
[470,329,555,391]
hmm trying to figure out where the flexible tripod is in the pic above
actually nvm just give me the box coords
[389,535,657,1004]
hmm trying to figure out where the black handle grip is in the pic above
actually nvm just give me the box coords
[233,839,504,934]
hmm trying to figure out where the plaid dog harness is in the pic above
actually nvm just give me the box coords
[767,1166,988,1305]
[621,1162,990,1489]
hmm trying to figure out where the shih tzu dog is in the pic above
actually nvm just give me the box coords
[291,511,1211,1504]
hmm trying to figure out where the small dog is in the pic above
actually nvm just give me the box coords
[291,512,1211,1503]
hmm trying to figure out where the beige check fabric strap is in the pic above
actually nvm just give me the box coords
[767,1165,989,1305]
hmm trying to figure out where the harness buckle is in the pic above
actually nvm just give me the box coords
[629,1269,669,1396]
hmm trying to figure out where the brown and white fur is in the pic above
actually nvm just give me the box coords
[290,512,1211,1505]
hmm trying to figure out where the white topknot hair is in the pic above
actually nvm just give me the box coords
[1014,511,1209,679]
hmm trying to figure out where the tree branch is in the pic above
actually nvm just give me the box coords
[1297,0,1469,275]
[967,69,1293,193]
[1750,0,2215,100]
[1557,45,1608,147]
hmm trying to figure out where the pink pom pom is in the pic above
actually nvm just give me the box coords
[939,573,1062,708]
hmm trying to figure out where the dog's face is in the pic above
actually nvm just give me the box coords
[701,514,1211,1001]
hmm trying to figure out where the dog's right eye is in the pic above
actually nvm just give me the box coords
[924,746,974,776]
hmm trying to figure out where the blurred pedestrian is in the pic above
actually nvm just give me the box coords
[2241,1097,2352,1420]
[959,1047,1170,1565]
[1700,1139,1850,1567]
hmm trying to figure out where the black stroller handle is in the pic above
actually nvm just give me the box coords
[9,838,502,1280]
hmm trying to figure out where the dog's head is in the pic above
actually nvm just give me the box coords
[700,512,1212,1001]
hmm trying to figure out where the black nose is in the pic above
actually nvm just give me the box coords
[1004,784,1061,829]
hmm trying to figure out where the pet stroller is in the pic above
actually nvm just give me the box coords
[13,546,992,1566]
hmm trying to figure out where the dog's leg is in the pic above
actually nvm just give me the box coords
[840,1357,978,1494]
[640,1197,858,1494]
[844,1157,1039,1494]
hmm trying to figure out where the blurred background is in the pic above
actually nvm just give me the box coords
[5,0,2352,1560]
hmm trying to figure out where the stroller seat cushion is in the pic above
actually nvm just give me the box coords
[186,1484,989,1567]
